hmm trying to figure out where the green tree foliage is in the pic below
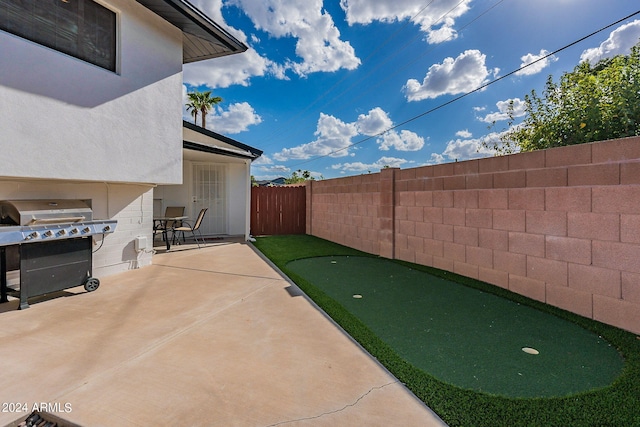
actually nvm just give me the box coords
[492,43,640,153]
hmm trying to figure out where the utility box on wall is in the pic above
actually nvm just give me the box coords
[134,236,148,252]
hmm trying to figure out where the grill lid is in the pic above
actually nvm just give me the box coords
[0,200,93,226]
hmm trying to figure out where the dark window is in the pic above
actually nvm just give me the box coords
[0,0,116,71]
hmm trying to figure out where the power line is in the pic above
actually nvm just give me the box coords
[330,0,506,118]
[288,9,640,169]
[313,0,472,115]
[256,0,471,151]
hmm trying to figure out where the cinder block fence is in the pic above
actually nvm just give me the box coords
[306,136,640,334]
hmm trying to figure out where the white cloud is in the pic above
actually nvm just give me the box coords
[252,154,273,165]
[442,137,496,161]
[378,130,425,151]
[184,47,277,88]
[274,113,358,160]
[340,0,472,45]
[273,107,427,161]
[404,50,494,101]
[580,19,640,64]
[427,153,446,164]
[426,19,457,44]
[355,107,393,135]
[428,132,504,164]
[480,98,526,123]
[515,49,558,76]
[208,102,262,134]
[331,156,412,172]
[456,129,472,138]
[227,0,360,76]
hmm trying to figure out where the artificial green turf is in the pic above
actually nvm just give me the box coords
[252,235,640,426]
[287,255,623,398]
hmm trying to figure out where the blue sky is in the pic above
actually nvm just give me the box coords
[182,0,640,180]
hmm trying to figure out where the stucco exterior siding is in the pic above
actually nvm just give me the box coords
[0,0,184,185]
[0,0,251,282]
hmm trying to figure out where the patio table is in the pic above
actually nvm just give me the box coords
[153,216,187,251]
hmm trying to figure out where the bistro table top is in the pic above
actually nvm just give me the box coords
[153,216,188,221]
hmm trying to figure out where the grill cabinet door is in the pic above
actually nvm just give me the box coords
[19,238,92,308]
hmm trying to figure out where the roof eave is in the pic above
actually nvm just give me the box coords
[135,0,248,63]
[183,141,258,160]
[183,121,263,158]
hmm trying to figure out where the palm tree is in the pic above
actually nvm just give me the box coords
[198,90,222,129]
[186,90,223,128]
[185,92,199,125]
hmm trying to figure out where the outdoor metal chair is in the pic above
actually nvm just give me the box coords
[163,206,185,228]
[172,208,208,248]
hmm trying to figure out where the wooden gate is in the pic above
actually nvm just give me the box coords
[251,186,306,235]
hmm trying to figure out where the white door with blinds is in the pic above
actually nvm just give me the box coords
[192,163,227,235]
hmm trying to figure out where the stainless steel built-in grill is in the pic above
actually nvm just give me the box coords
[0,199,117,309]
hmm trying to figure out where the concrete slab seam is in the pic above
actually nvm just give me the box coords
[262,381,397,427]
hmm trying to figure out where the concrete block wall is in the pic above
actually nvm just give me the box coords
[306,173,382,255]
[307,136,640,334]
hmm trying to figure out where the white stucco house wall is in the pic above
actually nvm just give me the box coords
[0,0,251,278]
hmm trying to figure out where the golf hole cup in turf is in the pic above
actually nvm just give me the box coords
[522,347,540,355]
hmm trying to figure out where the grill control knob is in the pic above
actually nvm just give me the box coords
[103,225,111,232]
[58,229,67,236]
[83,227,91,233]
[25,231,39,240]
[70,228,79,235]
[43,230,54,237]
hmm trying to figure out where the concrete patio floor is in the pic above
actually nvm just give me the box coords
[0,239,445,426]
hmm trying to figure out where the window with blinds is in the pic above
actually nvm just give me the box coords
[0,0,116,71]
